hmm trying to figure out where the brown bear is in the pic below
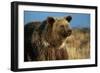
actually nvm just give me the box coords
[24,16,72,61]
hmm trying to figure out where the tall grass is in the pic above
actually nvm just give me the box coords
[65,28,90,59]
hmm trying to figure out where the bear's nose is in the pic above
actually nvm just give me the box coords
[67,29,72,33]
[61,29,72,37]
[67,29,72,36]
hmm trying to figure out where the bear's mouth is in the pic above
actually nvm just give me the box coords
[61,30,72,38]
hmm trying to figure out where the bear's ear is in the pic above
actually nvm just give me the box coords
[47,17,55,25]
[65,16,72,22]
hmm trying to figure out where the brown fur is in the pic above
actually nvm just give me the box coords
[24,16,72,61]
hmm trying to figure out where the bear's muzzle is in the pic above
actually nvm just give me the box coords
[61,29,72,37]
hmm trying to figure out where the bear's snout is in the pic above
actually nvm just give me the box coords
[61,29,72,37]
[66,29,72,36]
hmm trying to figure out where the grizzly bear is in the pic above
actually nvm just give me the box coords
[24,16,72,61]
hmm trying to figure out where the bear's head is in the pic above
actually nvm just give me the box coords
[46,16,72,40]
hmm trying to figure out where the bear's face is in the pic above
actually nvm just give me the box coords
[47,16,72,39]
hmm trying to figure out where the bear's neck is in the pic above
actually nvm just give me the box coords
[43,30,64,48]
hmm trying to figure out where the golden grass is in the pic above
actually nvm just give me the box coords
[65,28,90,59]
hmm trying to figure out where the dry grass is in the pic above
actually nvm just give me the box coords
[64,28,90,59]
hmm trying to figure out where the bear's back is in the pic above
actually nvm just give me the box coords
[24,22,41,37]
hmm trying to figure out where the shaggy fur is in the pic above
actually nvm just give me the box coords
[24,16,72,61]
